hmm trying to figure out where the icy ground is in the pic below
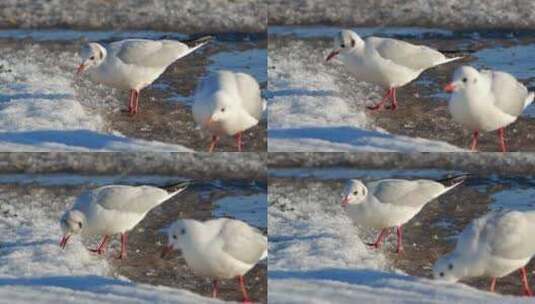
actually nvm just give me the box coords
[0,175,265,303]
[268,168,535,303]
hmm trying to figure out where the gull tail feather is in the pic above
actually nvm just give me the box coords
[177,36,213,59]
[437,56,464,66]
[162,181,191,198]
[437,173,470,190]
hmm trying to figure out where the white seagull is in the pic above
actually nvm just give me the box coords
[433,209,535,296]
[193,70,265,152]
[59,182,189,259]
[341,175,466,253]
[444,66,534,152]
[162,218,267,302]
[326,29,462,111]
[77,36,212,115]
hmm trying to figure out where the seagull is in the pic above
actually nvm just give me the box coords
[444,66,534,152]
[161,218,267,303]
[59,181,189,259]
[433,209,535,296]
[326,29,462,111]
[192,70,265,152]
[341,175,466,254]
[77,36,212,115]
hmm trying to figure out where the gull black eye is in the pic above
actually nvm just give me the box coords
[180,228,186,235]
[448,264,453,270]
[340,44,345,48]
[440,272,444,277]
[353,191,358,195]
[78,222,83,228]
[351,39,356,47]
[462,77,467,83]
[89,56,95,60]
[172,234,177,240]
[221,108,225,112]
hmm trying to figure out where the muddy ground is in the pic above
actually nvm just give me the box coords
[269,32,535,152]
[2,181,267,303]
[269,172,535,297]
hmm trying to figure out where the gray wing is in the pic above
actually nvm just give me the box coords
[113,39,191,68]
[481,70,531,116]
[368,179,446,208]
[218,219,267,264]
[77,185,171,214]
[366,37,446,70]
[234,72,263,120]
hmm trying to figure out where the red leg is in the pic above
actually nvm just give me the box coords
[396,226,404,254]
[234,132,243,152]
[388,88,398,111]
[134,90,140,114]
[90,235,110,255]
[367,228,390,249]
[498,128,507,153]
[489,277,497,292]
[212,280,218,298]
[470,130,479,151]
[117,232,127,259]
[208,135,219,152]
[127,89,134,113]
[519,267,533,296]
[368,88,392,111]
[238,275,251,303]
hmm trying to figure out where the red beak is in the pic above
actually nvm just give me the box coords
[59,235,70,249]
[341,196,350,207]
[444,83,456,93]
[161,245,173,258]
[76,64,85,76]
[326,50,339,62]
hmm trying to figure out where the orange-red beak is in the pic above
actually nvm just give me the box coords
[59,235,70,249]
[326,50,340,62]
[161,245,173,258]
[444,83,456,93]
[341,196,350,207]
[76,64,85,76]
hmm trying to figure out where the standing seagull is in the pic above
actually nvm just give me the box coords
[445,66,534,152]
[59,182,189,259]
[193,70,265,152]
[162,218,267,303]
[326,29,461,111]
[341,175,466,253]
[433,209,535,296]
[77,36,212,115]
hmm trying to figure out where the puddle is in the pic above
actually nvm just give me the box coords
[213,193,267,229]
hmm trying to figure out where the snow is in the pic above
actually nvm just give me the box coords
[267,32,464,152]
[0,177,225,304]
[0,42,192,151]
[268,170,534,303]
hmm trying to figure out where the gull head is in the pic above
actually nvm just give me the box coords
[161,219,193,258]
[77,43,106,76]
[326,30,363,62]
[444,66,480,94]
[59,210,86,249]
[433,253,462,283]
[204,91,234,127]
[341,179,368,207]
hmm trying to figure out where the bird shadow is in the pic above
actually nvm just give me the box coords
[0,275,131,291]
[0,93,73,103]
[269,126,393,144]
[267,89,336,98]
